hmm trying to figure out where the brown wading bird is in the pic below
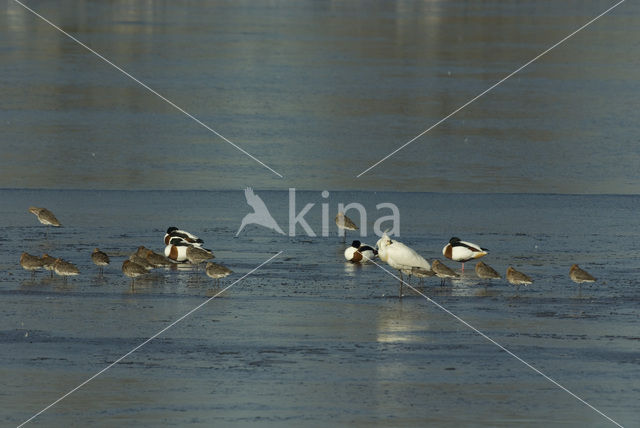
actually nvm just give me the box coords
[122,260,148,287]
[205,262,233,287]
[475,261,501,285]
[506,266,532,292]
[20,252,43,277]
[136,246,174,267]
[28,206,61,238]
[41,253,57,277]
[410,266,436,286]
[128,253,154,271]
[431,259,460,286]
[335,212,358,243]
[186,245,215,268]
[53,258,79,282]
[569,264,596,285]
[91,248,110,275]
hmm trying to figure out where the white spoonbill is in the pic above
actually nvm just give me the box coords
[376,232,431,297]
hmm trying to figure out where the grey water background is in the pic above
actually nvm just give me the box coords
[2,0,639,193]
[1,189,639,427]
[1,0,640,427]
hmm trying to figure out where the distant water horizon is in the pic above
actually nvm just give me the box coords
[3,187,640,197]
[2,1,639,194]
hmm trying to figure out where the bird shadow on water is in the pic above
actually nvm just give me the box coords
[472,287,501,298]
[19,277,49,289]
[205,286,226,298]
[507,292,529,302]
[89,274,109,286]
[123,277,157,294]
[53,280,76,292]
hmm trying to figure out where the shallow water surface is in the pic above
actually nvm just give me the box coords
[1,189,638,427]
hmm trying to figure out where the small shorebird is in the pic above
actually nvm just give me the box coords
[91,248,110,274]
[475,261,501,285]
[28,206,61,237]
[186,245,215,267]
[506,266,532,291]
[376,232,431,297]
[53,258,79,282]
[41,253,57,277]
[569,264,596,284]
[164,227,204,246]
[410,266,436,285]
[344,240,377,263]
[20,252,43,277]
[442,237,488,272]
[335,212,358,243]
[122,260,148,286]
[136,246,173,267]
[205,262,233,286]
[432,259,460,286]
[128,253,154,270]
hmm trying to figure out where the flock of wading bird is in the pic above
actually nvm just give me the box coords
[337,212,597,297]
[20,207,597,295]
[20,207,233,287]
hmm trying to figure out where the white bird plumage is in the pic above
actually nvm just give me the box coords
[164,238,191,262]
[376,232,431,297]
[442,237,488,271]
[164,227,204,246]
[344,240,377,263]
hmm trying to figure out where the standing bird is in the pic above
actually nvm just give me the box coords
[376,232,431,297]
[335,212,358,243]
[442,237,488,272]
[20,252,44,277]
[91,248,110,275]
[128,253,154,270]
[205,262,233,286]
[137,246,173,267]
[122,260,148,287]
[475,261,501,285]
[186,245,215,268]
[28,206,61,237]
[53,258,79,282]
[431,259,460,286]
[410,267,436,286]
[41,253,57,277]
[506,266,532,291]
[569,264,596,284]
[344,240,377,263]
[164,227,205,246]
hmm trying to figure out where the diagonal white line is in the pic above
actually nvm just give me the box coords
[17,251,283,428]
[13,0,284,179]
[356,0,626,178]
[366,256,624,427]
